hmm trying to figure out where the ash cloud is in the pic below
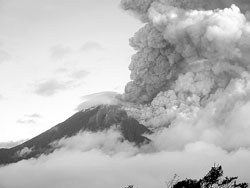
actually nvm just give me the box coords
[122,1,250,103]
[1,1,250,188]
[120,0,250,152]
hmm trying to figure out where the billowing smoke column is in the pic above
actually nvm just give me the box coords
[122,0,250,104]
[120,0,250,151]
[2,2,250,188]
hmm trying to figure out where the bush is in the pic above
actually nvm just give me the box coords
[124,165,248,188]
[170,165,248,188]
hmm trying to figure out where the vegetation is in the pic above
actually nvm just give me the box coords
[124,165,248,188]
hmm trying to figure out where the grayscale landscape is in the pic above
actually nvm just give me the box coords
[0,0,250,188]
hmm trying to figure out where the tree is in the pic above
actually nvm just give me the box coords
[171,165,248,188]
[124,165,248,188]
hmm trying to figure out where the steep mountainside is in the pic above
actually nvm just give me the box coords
[0,105,151,165]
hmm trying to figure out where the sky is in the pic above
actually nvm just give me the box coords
[0,0,142,143]
[1,1,250,188]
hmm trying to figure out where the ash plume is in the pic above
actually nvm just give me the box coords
[122,0,250,104]
[119,0,250,151]
[1,1,250,188]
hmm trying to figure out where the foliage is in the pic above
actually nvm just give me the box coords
[170,165,248,188]
[124,165,249,188]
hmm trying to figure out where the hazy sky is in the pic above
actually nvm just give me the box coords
[0,0,142,142]
[1,1,250,187]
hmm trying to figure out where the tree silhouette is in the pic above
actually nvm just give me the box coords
[124,165,248,188]
[172,165,248,188]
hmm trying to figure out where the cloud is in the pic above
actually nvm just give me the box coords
[17,119,36,124]
[55,68,89,79]
[0,94,4,100]
[55,68,69,73]
[70,70,89,79]
[0,130,249,188]
[1,1,250,188]
[52,128,138,154]
[121,1,250,104]
[16,114,42,126]
[34,79,70,96]
[76,91,120,111]
[80,41,104,52]
[50,44,71,60]
[0,50,11,63]
[25,113,42,119]
[16,147,33,157]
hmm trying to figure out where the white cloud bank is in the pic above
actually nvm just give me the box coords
[1,1,250,188]
[0,129,249,188]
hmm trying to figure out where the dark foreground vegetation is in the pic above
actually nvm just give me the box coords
[125,165,248,188]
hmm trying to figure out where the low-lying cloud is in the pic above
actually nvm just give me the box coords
[1,0,250,188]
[0,129,249,188]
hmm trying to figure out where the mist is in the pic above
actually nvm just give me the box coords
[0,129,250,188]
[1,0,250,187]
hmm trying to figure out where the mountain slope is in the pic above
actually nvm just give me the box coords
[0,105,151,165]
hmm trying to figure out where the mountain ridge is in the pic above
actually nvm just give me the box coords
[0,105,152,165]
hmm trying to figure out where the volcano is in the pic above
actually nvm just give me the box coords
[0,105,151,165]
